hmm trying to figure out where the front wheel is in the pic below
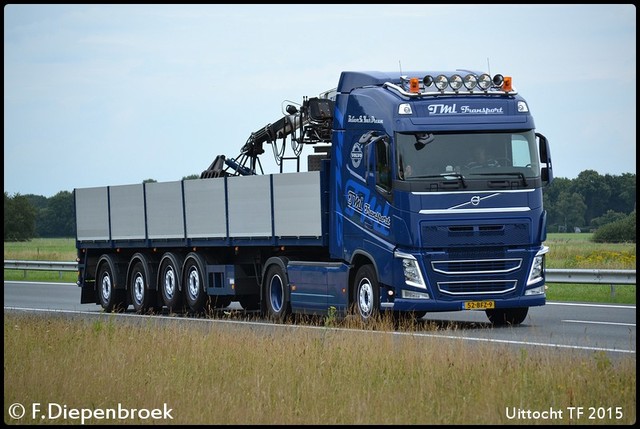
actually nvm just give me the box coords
[486,307,528,326]
[352,264,380,322]
[264,264,291,322]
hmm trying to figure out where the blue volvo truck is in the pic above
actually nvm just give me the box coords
[75,69,553,325]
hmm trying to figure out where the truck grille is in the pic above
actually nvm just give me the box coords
[431,258,522,274]
[437,280,517,295]
[422,222,530,247]
[427,256,525,296]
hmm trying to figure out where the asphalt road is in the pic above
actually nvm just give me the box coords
[4,281,636,358]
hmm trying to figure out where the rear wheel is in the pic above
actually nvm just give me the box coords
[486,307,528,326]
[352,264,380,322]
[129,261,156,314]
[159,254,185,313]
[184,254,207,314]
[97,260,126,312]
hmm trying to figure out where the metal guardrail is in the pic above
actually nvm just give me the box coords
[4,260,77,279]
[545,268,636,285]
[3,260,637,285]
[4,260,78,271]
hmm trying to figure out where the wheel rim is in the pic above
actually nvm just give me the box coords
[269,274,283,312]
[163,267,176,299]
[187,267,200,300]
[101,274,112,302]
[133,273,145,304]
[357,277,373,317]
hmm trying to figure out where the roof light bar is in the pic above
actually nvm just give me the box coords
[423,73,513,93]
[391,72,515,97]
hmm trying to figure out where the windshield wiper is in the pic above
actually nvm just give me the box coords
[411,173,467,188]
[474,172,528,186]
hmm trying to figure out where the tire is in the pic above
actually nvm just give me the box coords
[97,261,126,312]
[264,264,290,322]
[159,254,185,313]
[352,264,380,321]
[183,255,207,314]
[486,307,528,326]
[129,261,156,314]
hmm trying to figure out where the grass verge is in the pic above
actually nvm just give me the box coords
[4,312,636,425]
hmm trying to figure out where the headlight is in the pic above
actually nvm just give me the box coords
[395,250,427,289]
[527,246,549,286]
[525,285,546,296]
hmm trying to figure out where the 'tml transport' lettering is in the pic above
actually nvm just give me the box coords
[427,103,504,115]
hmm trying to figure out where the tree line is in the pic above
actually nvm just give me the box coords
[4,170,636,243]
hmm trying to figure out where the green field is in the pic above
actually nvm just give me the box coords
[3,235,637,304]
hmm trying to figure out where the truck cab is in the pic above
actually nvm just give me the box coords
[329,70,553,324]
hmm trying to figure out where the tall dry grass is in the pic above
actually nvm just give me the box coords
[4,313,636,425]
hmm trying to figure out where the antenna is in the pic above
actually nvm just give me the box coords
[487,57,491,75]
[399,60,403,76]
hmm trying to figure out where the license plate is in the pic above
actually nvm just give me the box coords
[464,300,495,310]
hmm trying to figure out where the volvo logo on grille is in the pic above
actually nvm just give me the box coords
[470,195,481,206]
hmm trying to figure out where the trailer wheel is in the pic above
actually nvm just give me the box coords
[159,255,184,313]
[129,261,156,314]
[264,264,290,322]
[485,307,528,326]
[184,256,207,314]
[352,264,380,321]
[97,262,126,312]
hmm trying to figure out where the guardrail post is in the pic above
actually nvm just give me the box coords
[610,284,616,299]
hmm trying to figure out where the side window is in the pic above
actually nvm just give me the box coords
[375,137,391,192]
[511,135,532,167]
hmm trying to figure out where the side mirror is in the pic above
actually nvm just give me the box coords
[537,132,553,185]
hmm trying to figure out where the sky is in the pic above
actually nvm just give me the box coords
[4,4,637,197]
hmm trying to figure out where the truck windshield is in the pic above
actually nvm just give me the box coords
[396,131,540,180]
